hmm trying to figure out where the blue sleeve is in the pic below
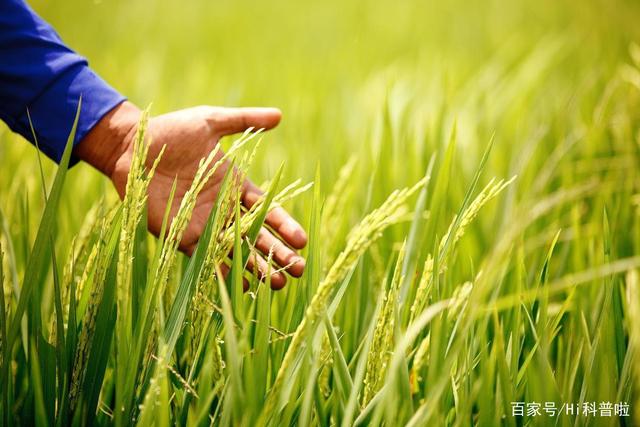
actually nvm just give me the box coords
[0,0,126,164]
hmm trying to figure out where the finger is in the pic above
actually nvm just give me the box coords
[213,107,282,136]
[243,182,308,250]
[218,263,230,279]
[255,227,305,277]
[245,251,287,290]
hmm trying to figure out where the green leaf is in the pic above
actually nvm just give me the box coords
[0,241,10,426]
[30,339,50,427]
[49,238,67,420]
[162,177,223,356]
[323,314,353,400]
[399,154,435,306]
[217,268,245,424]
[7,100,81,350]
[240,164,284,279]
[229,197,244,319]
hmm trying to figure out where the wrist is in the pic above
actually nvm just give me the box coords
[74,100,141,177]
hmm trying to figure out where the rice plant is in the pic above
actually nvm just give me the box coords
[2,0,640,426]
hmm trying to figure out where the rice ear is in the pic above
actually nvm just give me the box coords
[261,177,426,422]
[363,242,406,405]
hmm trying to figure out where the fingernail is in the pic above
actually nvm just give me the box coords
[271,272,286,290]
[294,229,308,243]
[283,218,300,232]
[283,218,307,248]
[293,256,305,269]
[289,256,306,277]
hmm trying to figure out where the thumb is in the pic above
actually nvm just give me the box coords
[213,107,282,135]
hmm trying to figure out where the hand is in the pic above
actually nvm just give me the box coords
[75,101,307,289]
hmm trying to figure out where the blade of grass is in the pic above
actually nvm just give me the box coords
[7,100,81,350]
[217,266,245,424]
[0,242,9,427]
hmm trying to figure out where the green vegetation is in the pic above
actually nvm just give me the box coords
[2,0,640,425]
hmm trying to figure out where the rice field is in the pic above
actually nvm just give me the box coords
[2,0,640,425]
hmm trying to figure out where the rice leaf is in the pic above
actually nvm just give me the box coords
[7,100,81,349]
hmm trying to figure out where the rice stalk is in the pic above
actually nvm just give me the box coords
[317,333,333,398]
[186,141,262,365]
[136,353,170,427]
[0,236,11,317]
[362,243,406,405]
[151,354,198,398]
[210,335,225,393]
[447,281,474,321]
[409,177,514,323]
[136,315,159,401]
[68,210,118,409]
[213,178,313,262]
[195,142,258,299]
[410,334,430,392]
[260,176,426,422]
[152,129,261,295]
[117,109,163,337]
[75,236,99,305]
[441,177,516,250]
[48,203,102,345]
[124,129,262,423]
[408,256,434,323]
[409,280,474,394]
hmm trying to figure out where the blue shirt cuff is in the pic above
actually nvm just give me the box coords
[11,64,126,165]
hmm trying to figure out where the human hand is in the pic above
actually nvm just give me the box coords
[75,101,307,289]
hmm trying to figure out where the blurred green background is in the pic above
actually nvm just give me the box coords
[3,2,638,160]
